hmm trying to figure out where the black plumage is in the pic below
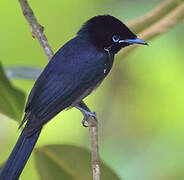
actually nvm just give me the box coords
[23,36,114,135]
[0,14,147,180]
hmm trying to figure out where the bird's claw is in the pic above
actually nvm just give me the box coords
[81,112,97,127]
[75,105,98,127]
[82,114,88,127]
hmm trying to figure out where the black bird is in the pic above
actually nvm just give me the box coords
[0,15,147,180]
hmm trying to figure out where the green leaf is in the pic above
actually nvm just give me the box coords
[0,163,4,171]
[35,145,120,180]
[5,66,42,80]
[0,63,25,121]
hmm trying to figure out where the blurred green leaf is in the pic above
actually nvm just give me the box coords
[35,145,121,180]
[0,62,25,121]
[5,66,42,80]
[0,163,4,171]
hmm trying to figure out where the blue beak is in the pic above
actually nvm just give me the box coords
[119,37,148,45]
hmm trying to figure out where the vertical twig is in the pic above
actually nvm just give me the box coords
[88,117,100,180]
[19,0,54,60]
[18,0,100,179]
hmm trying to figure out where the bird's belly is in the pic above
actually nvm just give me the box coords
[71,81,102,107]
[71,59,113,107]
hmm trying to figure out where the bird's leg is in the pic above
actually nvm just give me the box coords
[75,101,97,127]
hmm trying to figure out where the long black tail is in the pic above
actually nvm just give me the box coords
[0,115,42,180]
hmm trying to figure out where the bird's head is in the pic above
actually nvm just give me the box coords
[78,15,148,54]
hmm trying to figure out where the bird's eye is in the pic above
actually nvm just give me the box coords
[112,35,120,43]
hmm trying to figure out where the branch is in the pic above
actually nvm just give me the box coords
[77,101,100,180]
[18,0,100,179]
[118,0,184,58]
[19,0,54,60]
[127,0,181,33]
[88,117,100,180]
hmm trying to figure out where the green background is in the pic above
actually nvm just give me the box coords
[0,0,184,179]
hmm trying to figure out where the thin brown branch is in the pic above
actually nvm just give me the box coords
[127,0,182,33]
[19,0,54,60]
[139,3,184,40]
[118,0,184,58]
[88,117,100,180]
[78,101,100,180]
[18,0,100,179]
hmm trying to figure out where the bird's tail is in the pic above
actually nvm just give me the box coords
[0,114,42,180]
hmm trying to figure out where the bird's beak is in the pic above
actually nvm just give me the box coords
[119,38,148,45]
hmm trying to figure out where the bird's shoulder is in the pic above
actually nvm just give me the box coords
[51,37,107,68]
[25,37,108,112]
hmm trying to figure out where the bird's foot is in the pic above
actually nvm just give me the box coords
[81,112,97,127]
[75,106,97,127]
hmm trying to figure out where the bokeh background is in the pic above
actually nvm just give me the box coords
[0,0,184,179]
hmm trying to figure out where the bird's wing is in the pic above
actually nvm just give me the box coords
[23,45,106,135]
